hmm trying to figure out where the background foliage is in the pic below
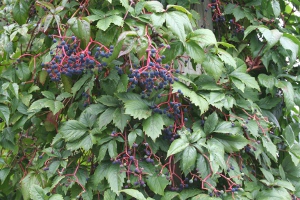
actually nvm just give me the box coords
[0,0,300,199]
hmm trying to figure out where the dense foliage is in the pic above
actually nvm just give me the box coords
[0,0,300,199]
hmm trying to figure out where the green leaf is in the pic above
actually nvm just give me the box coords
[71,74,91,95]
[106,165,126,195]
[161,192,179,200]
[271,0,281,17]
[16,63,31,81]
[49,194,64,200]
[113,108,130,131]
[144,1,164,12]
[201,53,224,81]
[79,111,97,128]
[231,77,245,92]
[214,121,241,135]
[274,180,295,191]
[187,29,217,47]
[162,41,184,64]
[66,134,93,151]
[98,108,116,129]
[172,82,208,114]
[185,41,205,63]
[262,137,278,162]
[108,140,117,158]
[182,146,197,172]
[260,168,275,183]
[246,120,259,138]
[0,105,10,125]
[214,134,249,153]
[167,138,189,157]
[165,11,192,42]
[124,100,152,120]
[59,120,88,142]
[103,189,116,200]
[142,114,164,141]
[68,17,90,47]
[217,49,237,68]
[284,125,295,146]
[204,112,218,134]
[13,0,29,25]
[256,188,290,200]
[98,144,108,162]
[230,72,260,91]
[30,184,45,200]
[0,168,10,184]
[96,15,124,31]
[280,36,298,63]
[207,139,226,172]
[42,91,55,100]
[150,13,166,28]
[120,189,146,200]
[276,81,295,110]
[258,74,276,89]
[166,5,192,18]
[128,130,138,148]
[146,175,169,195]
[98,95,120,107]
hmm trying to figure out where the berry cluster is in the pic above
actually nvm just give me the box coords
[207,0,226,23]
[42,35,112,81]
[127,46,179,96]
